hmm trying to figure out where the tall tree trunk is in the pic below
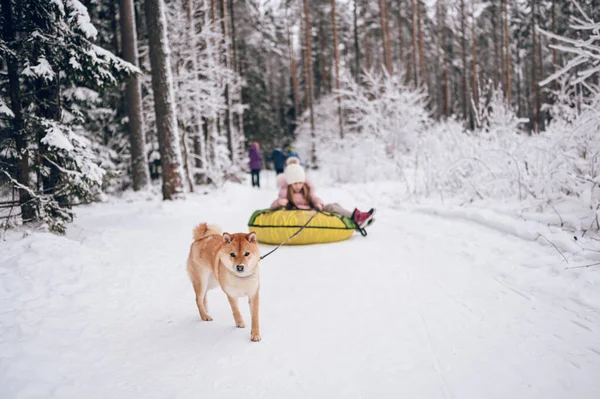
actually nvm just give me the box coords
[416,0,426,86]
[288,23,300,125]
[551,0,557,90]
[145,0,185,199]
[332,0,344,139]
[228,0,243,149]
[410,0,419,86]
[460,0,469,121]
[303,0,316,166]
[516,34,523,116]
[503,0,512,103]
[287,10,300,129]
[185,0,208,176]
[397,0,405,74]
[378,0,393,74]
[438,0,449,117]
[228,0,238,74]
[492,5,500,88]
[120,0,150,191]
[178,121,195,192]
[538,31,545,130]
[1,0,36,222]
[353,0,361,77]
[499,0,506,92]
[220,0,235,162]
[402,0,412,85]
[531,0,539,133]
[365,34,372,72]
[471,0,479,108]
[362,0,371,72]
[210,0,217,24]
[319,19,328,95]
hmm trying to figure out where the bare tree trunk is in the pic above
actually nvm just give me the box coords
[319,20,328,95]
[1,0,36,222]
[403,1,412,85]
[287,11,300,126]
[438,0,449,117]
[503,0,512,103]
[538,31,545,130]
[516,35,523,116]
[303,0,317,166]
[378,0,393,74]
[471,0,479,107]
[185,0,208,177]
[410,0,419,86]
[416,0,426,86]
[460,0,469,121]
[353,0,361,77]
[179,122,194,192]
[531,0,539,133]
[120,0,150,191]
[397,0,404,72]
[228,0,238,74]
[365,34,372,72]
[210,0,217,24]
[499,0,506,92]
[551,0,557,90]
[145,0,185,199]
[362,0,371,72]
[220,0,235,162]
[492,5,500,88]
[332,0,344,139]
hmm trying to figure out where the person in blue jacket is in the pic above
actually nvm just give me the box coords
[270,147,286,175]
[287,147,300,161]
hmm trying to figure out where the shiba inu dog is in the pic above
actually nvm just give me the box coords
[186,223,261,342]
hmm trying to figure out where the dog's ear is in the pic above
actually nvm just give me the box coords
[223,233,233,244]
[247,232,257,244]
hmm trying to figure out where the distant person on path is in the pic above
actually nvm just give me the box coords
[287,147,300,160]
[249,142,262,188]
[271,147,286,175]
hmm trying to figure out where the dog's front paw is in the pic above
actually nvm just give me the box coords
[236,321,246,328]
[250,332,261,342]
[201,315,213,321]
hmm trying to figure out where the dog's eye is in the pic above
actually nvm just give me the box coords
[244,252,250,257]
[230,253,235,258]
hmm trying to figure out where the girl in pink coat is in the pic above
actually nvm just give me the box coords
[270,158,375,228]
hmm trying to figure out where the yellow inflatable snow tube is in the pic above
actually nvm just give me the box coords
[247,209,357,245]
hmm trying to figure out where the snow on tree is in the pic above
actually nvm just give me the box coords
[539,1,600,92]
[0,0,137,233]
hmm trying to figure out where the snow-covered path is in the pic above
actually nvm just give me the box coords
[1,174,599,398]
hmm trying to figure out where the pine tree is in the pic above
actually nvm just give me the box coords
[0,0,137,232]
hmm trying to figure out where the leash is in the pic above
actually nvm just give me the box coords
[259,210,320,261]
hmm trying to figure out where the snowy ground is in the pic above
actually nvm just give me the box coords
[1,171,600,399]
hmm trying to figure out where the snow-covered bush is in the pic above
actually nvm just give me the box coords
[295,71,431,183]
[295,69,600,233]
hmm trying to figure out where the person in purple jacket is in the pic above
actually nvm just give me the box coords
[248,141,262,188]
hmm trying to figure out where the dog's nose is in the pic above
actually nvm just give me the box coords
[236,264,244,272]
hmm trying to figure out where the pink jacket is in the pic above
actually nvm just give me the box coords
[270,175,324,210]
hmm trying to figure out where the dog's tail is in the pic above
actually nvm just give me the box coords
[193,223,222,241]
